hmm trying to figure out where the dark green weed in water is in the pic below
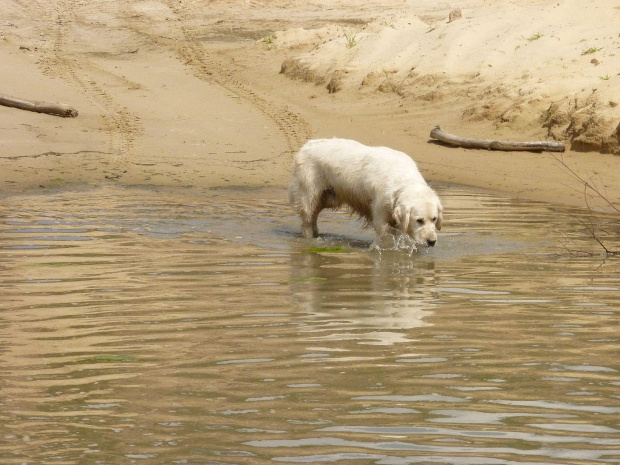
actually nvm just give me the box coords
[307,246,346,253]
[292,276,328,282]
[91,354,136,362]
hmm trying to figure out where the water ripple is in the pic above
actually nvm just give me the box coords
[1,185,619,464]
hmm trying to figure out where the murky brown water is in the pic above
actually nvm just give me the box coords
[1,185,619,465]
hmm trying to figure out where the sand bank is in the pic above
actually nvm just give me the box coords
[1,0,619,212]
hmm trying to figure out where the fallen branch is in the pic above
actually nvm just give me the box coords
[430,125,565,152]
[0,93,78,117]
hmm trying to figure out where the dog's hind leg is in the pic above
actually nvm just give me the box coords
[300,188,339,238]
[301,211,318,238]
[298,188,322,239]
[289,167,317,238]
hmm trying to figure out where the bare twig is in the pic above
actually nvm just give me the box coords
[551,153,620,215]
[551,153,619,256]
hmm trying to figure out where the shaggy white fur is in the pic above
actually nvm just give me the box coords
[289,138,443,246]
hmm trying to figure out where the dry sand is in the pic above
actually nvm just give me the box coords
[1,0,619,212]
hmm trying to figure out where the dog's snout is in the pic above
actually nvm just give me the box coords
[427,239,436,247]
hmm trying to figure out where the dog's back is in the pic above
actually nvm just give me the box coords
[293,138,426,193]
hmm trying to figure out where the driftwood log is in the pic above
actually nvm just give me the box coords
[430,125,565,152]
[0,93,78,117]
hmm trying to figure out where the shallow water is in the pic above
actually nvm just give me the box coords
[1,185,619,465]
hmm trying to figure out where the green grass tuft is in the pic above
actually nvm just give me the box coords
[343,30,358,48]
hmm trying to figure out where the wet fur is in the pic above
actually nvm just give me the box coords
[289,138,443,244]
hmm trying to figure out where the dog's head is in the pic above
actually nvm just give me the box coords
[392,187,443,247]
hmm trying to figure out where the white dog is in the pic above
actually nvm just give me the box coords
[289,138,443,246]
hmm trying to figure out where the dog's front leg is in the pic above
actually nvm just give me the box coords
[373,220,391,238]
[370,199,393,239]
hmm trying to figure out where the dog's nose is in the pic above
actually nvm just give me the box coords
[427,239,436,247]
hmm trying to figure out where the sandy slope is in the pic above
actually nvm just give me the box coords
[0,0,619,213]
[279,0,620,154]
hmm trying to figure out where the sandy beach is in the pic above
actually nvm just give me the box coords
[2,0,620,212]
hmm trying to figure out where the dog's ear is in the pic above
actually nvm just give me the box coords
[436,206,443,231]
[392,206,410,232]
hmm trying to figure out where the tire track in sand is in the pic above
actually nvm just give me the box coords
[35,0,142,169]
[160,0,312,158]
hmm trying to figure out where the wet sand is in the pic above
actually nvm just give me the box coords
[1,0,619,213]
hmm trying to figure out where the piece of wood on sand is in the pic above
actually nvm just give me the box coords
[430,125,565,152]
[0,93,78,117]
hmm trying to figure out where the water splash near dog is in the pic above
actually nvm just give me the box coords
[370,229,420,256]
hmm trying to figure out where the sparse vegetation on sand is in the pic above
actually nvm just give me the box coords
[582,47,603,55]
[259,34,274,49]
[343,29,358,48]
[524,32,543,41]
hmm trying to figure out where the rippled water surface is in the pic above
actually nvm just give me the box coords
[1,185,619,465]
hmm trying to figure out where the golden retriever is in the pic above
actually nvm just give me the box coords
[289,138,443,246]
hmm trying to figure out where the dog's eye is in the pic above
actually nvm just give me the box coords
[432,217,437,222]
[416,218,424,225]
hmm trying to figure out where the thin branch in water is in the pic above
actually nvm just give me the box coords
[549,151,620,256]
[551,153,620,214]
